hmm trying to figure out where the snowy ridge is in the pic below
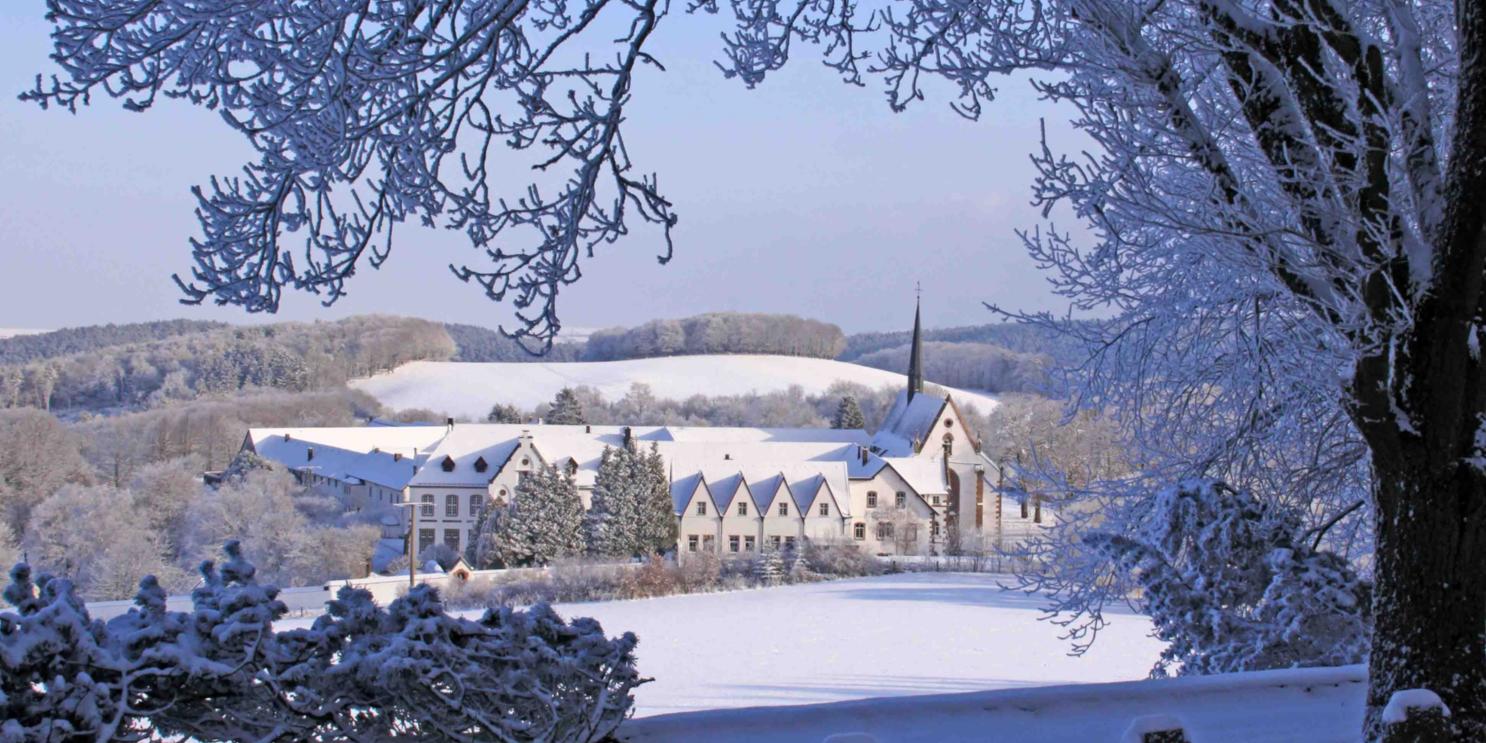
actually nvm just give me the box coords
[349,356,1001,419]
[619,665,1366,742]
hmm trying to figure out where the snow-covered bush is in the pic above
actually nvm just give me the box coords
[752,548,786,586]
[1086,480,1371,677]
[1,544,643,742]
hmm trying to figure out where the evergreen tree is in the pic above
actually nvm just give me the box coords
[491,466,585,567]
[637,442,678,556]
[486,403,524,424]
[585,445,643,558]
[546,388,586,425]
[752,545,786,586]
[832,395,865,430]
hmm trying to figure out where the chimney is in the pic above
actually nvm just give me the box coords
[306,447,315,462]
[585,424,592,433]
[859,446,869,466]
[724,453,732,461]
[283,433,291,442]
[446,417,455,430]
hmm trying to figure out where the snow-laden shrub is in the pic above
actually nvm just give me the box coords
[1086,479,1371,677]
[0,543,643,742]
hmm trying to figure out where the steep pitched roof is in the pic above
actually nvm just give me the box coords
[869,390,948,456]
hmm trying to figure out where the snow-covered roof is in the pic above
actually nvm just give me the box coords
[883,458,949,496]
[248,427,440,489]
[870,391,948,456]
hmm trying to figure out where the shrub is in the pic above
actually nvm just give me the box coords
[0,543,642,742]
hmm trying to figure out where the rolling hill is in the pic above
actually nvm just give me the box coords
[349,356,1000,420]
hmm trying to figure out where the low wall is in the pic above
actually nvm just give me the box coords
[616,665,1367,743]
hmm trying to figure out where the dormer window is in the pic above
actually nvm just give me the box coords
[474,456,488,473]
[441,455,455,472]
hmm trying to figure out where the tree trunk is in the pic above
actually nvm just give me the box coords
[1366,440,1486,741]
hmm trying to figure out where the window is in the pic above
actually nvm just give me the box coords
[729,535,740,552]
[769,535,782,550]
[784,536,797,551]
[744,535,756,552]
[445,494,459,518]
[688,535,699,552]
[419,528,435,553]
[877,522,894,539]
[866,491,878,508]
[696,500,708,516]
[853,523,865,540]
[702,534,716,552]
[944,419,953,428]
[905,524,918,543]
[818,502,829,516]
[931,521,940,538]
[777,501,788,516]
[420,493,434,519]
[931,495,942,506]
[444,529,461,551]
[470,494,483,518]
[737,501,748,516]
[895,492,906,508]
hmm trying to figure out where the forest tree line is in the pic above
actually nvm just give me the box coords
[0,316,455,414]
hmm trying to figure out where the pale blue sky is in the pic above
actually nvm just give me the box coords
[0,3,1084,337]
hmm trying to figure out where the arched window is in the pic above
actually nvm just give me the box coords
[866,491,878,508]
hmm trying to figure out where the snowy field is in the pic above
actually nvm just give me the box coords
[350,356,1000,419]
[0,328,45,339]
[619,665,1366,742]
[559,573,1160,717]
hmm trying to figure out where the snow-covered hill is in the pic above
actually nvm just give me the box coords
[350,356,1000,419]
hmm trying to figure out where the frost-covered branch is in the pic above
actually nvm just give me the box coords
[24,0,679,351]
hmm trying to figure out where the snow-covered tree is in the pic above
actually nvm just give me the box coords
[585,445,644,558]
[26,0,677,351]
[637,442,679,556]
[832,395,866,430]
[707,1,1486,736]
[493,466,586,567]
[752,546,786,586]
[1086,480,1370,678]
[546,388,588,425]
[487,403,525,424]
[24,484,183,600]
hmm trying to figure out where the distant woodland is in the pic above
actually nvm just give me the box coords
[583,313,846,361]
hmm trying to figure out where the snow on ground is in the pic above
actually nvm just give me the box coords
[0,328,46,339]
[349,357,1000,420]
[565,572,1158,717]
[618,665,1367,742]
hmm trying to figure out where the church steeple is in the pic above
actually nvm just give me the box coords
[907,291,924,402]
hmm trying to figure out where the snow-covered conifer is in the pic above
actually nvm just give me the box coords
[1086,480,1370,678]
[546,388,587,425]
[495,466,585,567]
[586,445,642,558]
[752,546,786,586]
[832,395,865,430]
[637,443,679,556]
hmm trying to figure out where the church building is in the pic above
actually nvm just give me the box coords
[241,304,1042,560]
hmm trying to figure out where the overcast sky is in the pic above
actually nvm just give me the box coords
[0,3,1085,338]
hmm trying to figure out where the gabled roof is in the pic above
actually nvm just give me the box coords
[670,473,716,515]
[869,390,949,457]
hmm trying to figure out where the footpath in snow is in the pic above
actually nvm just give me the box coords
[549,572,1161,718]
